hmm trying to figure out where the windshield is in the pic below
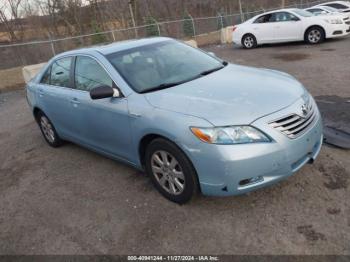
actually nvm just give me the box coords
[322,6,339,12]
[106,40,224,93]
[292,9,314,17]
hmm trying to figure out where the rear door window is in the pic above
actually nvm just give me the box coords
[325,3,348,9]
[50,57,73,88]
[40,66,51,85]
[254,14,273,23]
[306,8,324,15]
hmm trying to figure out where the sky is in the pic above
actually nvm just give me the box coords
[1,0,91,19]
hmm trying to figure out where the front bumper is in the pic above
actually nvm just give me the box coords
[187,97,323,197]
[325,23,350,38]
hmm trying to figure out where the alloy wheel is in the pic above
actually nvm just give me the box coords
[151,150,185,195]
[40,116,55,143]
[244,36,254,48]
[308,30,321,44]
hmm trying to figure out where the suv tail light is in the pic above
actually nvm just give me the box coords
[232,26,237,32]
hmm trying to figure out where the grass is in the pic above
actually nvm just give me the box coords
[0,67,25,93]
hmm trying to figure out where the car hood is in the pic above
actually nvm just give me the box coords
[145,64,306,126]
[318,13,348,19]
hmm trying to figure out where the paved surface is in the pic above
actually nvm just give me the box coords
[0,37,350,255]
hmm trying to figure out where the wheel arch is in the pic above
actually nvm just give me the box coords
[241,33,258,47]
[138,132,201,193]
[138,133,201,187]
[138,133,174,168]
[33,107,44,123]
[304,25,326,40]
[242,32,256,41]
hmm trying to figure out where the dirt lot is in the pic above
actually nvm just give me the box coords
[0,37,349,255]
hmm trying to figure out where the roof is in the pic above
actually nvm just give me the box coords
[57,37,171,57]
[316,1,350,5]
[264,8,299,14]
[247,8,299,20]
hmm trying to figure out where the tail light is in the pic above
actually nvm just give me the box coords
[232,26,237,32]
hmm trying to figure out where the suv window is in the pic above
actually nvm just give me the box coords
[50,57,73,87]
[324,3,348,9]
[75,56,113,91]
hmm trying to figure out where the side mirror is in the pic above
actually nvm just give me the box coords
[90,86,120,100]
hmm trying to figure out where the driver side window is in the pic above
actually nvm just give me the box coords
[75,56,113,92]
[272,12,300,22]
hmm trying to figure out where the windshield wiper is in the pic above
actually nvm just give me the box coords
[140,82,182,94]
[199,64,227,76]
[140,62,228,94]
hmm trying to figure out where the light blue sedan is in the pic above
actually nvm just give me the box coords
[26,37,323,203]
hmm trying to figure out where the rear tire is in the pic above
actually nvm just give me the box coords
[242,34,257,49]
[145,138,198,204]
[305,26,325,45]
[36,111,63,148]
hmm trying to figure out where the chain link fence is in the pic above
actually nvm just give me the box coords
[0,0,327,71]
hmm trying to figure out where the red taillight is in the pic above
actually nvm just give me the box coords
[232,26,237,32]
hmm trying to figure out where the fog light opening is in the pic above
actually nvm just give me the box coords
[239,176,264,187]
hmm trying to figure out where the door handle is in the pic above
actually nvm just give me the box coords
[129,112,141,118]
[70,98,80,107]
[38,88,44,97]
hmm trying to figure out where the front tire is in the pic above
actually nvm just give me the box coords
[37,112,63,147]
[242,34,257,49]
[145,138,198,204]
[305,26,325,45]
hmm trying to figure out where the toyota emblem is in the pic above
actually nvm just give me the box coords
[301,104,309,117]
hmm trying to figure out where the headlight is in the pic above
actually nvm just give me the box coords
[324,18,343,24]
[190,126,271,144]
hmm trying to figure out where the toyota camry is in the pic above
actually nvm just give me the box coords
[26,37,323,203]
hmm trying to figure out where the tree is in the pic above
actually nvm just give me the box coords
[0,0,24,42]
[145,16,159,36]
[217,12,228,30]
[91,20,107,44]
[183,12,194,38]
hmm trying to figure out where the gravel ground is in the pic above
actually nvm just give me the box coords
[0,37,349,255]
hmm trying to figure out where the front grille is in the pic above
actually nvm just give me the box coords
[269,100,317,139]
